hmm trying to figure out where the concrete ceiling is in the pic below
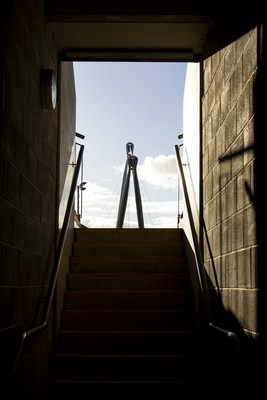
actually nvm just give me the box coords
[45,1,214,62]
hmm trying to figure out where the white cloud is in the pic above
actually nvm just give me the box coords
[76,181,118,227]
[114,154,178,190]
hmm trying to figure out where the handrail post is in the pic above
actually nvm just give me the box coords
[175,144,211,320]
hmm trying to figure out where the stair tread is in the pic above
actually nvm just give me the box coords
[67,273,190,291]
[75,227,182,232]
[59,329,196,333]
[61,308,194,312]
[67,273,188,278]
[72,242,184,257]
[55,354,199,359]
[48,227,202,392]
[65,290,190,293]
[62,309,193,313]
[73,242,183,248]
[74,227,183,240]
[64,290,192,301]
[57,329,200,353]
[71,256,185,262]
[50,378,198,384]
[59,329,197,336]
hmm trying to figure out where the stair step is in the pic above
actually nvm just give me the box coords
[72,242,184,257]
[57,331,200,354]
[53,354,200,380]
[75,227,184,244]
[70,256,187,273]
[46,227,202,395]
[67,272,190,291]
[61,310,195,331]
[48,379,201,385]
[45,379,204,398]
[64,290,192,310]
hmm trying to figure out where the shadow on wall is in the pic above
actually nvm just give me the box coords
[202,216,260,392]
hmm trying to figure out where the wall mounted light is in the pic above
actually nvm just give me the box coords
[76,182,87,222]
[40,69,57,110]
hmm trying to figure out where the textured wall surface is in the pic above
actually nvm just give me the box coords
[0,0,59,397]
[202,22,258,339]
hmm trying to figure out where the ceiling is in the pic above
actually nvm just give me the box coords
[45,1,214,62]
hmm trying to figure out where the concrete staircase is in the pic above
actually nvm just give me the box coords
[45,228,205,396]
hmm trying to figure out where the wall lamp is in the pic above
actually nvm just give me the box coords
[40,69,57,110]
[77,182,87,222]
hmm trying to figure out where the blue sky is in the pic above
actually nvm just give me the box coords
[73,61,187,228]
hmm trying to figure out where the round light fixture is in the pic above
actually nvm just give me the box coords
[40,69,57,110]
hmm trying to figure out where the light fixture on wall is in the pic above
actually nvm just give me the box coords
[40,69,57,110]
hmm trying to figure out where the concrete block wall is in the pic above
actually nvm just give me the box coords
[0,0,59,397]
[202,21,258,340]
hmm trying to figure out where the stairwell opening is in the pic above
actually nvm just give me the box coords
[72,61,192,229]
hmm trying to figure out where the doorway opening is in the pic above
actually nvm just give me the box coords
[73,61,188,228]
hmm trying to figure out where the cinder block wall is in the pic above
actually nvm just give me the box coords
[0,0,59,397]
[202,20,258,342]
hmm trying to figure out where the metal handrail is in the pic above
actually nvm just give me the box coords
[12,144,84,374]
[174,144,240,353]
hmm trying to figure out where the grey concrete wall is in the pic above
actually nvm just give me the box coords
[202,21,258,343]
[0,1,75,398]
